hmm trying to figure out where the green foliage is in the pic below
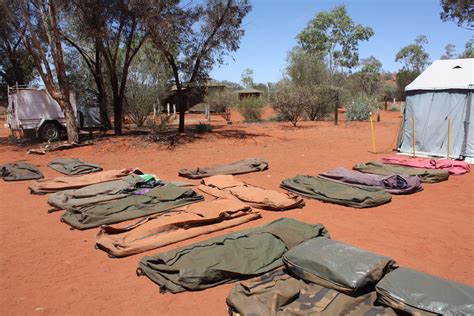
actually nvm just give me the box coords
[440,0,473,29]
[441,44,456,59]
[459,38,474,58]
[286,47,327,85]
[382,83,397,101]
[267,113,289,122]
[395,35,430,72]
[194,123,213,133]
[241,68,254,88]
[389,106,399,112]
[346,95,379,121]
[204,90,237,121]
[352,56,383,97]
[308,85,340,120]
[236,97,265,122]
[273,84,309,126]
[396,69,419,100]
[297,5,374,74]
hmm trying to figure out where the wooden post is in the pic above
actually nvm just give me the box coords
[173,104,176,119]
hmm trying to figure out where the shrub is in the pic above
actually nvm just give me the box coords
[273,84,309,126]
[306,85,339,120]
[194,123,213,133]
[236,97,265,122]
[204,90,237,121]
[389,105,398,112]
[346,95,379,121]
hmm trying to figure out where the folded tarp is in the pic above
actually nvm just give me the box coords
[381,156,470,175]
[178,157,268,179]
[197,175,304,211]
[0,162,44,181]
[280,175,391,208]
[48,158,103,175]
[96,198,261,257]
[376,267,474,315]
[353,161,449,183]
[227,267,397,316]
[61,184,203,230]
[319,167,422,194]
[48,174,148,210]
[137,218,329,293]
[283,238,397,296]
[29,168,140,194]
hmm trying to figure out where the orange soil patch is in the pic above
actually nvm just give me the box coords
[0,111,472,315]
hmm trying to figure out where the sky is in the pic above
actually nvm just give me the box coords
[210,0,473,84]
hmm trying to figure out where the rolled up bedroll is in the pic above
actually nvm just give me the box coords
[48,158,103,175]
[353,161,449,183]
[376,267,474,315]
[319,167,422,194]
[178,157,268,179]
[1,162,44,181]
[283,238,397,296]
[29,168,141,194]
[198,175,304,210]
[61,184,203,230]
[280,175,391,208]
[227,267,397,316]
[137,218,329,293]
[48,174,146,210]
[95,198,261,257]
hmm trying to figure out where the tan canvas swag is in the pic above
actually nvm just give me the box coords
[96,198,261,257]
[29,169,140,194]
[198,175,304,211]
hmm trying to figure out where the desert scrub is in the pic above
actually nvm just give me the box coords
[346,95,379,121]
[236,97,265,122]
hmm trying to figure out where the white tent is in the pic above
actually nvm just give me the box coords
[398,58,474,159]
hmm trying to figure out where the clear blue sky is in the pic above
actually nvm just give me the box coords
[210,0,473,84]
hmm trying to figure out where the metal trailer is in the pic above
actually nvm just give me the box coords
[6,85,102,141]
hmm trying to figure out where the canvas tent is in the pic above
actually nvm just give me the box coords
[398,58,474,160]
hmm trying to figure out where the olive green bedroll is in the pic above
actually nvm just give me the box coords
[137,218,329,293]
[61,184,203,230]
[353,161,449,183]
[227,267,397,316]
[376,267,474,315]
[283,238,397,296]
[48,174,146,210]
[1,162,44,181]
[178,157,268,179]
[280,175,391,208]
[48,158,102,175]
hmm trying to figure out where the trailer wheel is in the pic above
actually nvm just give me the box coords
[40,123,60,142]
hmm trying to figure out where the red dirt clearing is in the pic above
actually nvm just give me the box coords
[0,111,473,315]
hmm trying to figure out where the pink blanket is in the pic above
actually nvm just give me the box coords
[381,156,470,175]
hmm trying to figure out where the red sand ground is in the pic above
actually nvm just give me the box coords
[0,110,473,315]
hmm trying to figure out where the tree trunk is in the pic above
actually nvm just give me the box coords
[95,39,109,130]
[113,95,123,135]
[59,98,79,143]
[178,91,186,133]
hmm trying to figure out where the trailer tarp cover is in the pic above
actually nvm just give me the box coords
[178,157,268,179]
[48,158,103,175]
[376,267,474,315]
[137,218,329,293]
[280,175,391,208]
[0,162,44,181]
[283,238,397,295]
[353,161,449,183]
[96,198,261,257]
[61,184,203,230]
[227,268,397,316]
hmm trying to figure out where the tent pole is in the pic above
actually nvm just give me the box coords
[447,118,451,159]
[412,114,416,157]
[369,112,377,154]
